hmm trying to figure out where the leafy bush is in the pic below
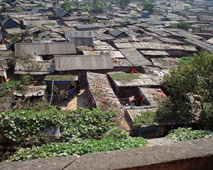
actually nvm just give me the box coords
[0,81,20,97]
[142,2,154,13]
[179,56,193,65]
[61,0,71,11]
[20,75,33,85]
[159,51,213,128]
[10,137,148,161]
[174,22,190,31]
[0,107,118,146]
[103,127,129,139]
[165,127,213,142]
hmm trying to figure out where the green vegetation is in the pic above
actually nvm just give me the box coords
[27,25,49,31]
[133,111,157,126]
[80,6,91,12]
[0,107,118,146]
[0,2,7,6]
[20,75,33,85]
[47,23,57,26]
[10,137,148,161]
[166,127,213,142]
[26,24,39,29]
[43,13,53,16]
[0,106,148,161]
[103,127,129,140]
[45,75,76,81]
[111,73,140,81]
[8,33,22,43]
[118,0,131,8]
[61,0,71,11]
[179,56,193,65]
[157,51,213,129]
[14,7,24,12]
[184,6,190,12]
[35,37,51,41]
[92,0,105,13]
[36,3,45,7]
[0,81,20,97]
[174,22,190,31]
[89,17,95,23]
[142,2,154,13]
[99,20,109,24]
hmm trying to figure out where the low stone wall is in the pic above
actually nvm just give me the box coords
[1,137,213,170]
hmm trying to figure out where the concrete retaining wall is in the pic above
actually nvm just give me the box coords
[1,137,213,170]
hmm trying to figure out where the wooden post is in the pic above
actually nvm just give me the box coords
[50,79,54,104]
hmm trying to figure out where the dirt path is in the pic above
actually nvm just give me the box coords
[60,89,89,111]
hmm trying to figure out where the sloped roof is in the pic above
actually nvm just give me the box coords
[54,55,113,71]
[55,8,70,18]
[109,29,125,37]
[15,42,76,56]
[14,59,55,75]
[64,31,94,39]
[2,17,20,25]
[198,15,213,21]
[120,49,153,67]
[201,26,213,31]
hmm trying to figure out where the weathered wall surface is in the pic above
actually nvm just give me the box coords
[1,137,213,170]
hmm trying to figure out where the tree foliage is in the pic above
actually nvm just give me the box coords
[142,2,154,13]
[157,51,213,129]
[118,0,131,8]
[174,21,190,31]
[91,0,105,13]
[61,0,71,11]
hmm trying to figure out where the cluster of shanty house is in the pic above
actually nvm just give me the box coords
[0,0,212,133]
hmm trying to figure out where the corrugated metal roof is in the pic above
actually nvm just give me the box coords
[115,42,197,52]
[198,15,213,21]
[120,49,153,67]
[201,26,213,31]
[65,31,95,39]
[23,20,57,26]
[184,38,213,53]
[69,37,93,46]
[82,51,125,59]
[108,29,124,37]
[54,55,114,71]
[15,42,76,57]
[140,50,169,56]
